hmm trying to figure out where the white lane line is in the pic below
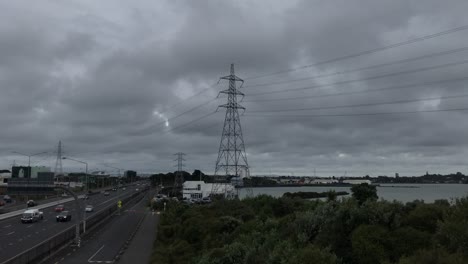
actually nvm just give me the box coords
[6,231,14,235]
[3,225,11,228]
[88,245,105,263]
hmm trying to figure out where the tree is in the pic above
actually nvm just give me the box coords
[351,224,389,264]
[351,183,378,204]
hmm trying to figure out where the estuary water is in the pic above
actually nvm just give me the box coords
[240,184,468,203]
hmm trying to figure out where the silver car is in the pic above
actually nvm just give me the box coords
[85,205,94,212]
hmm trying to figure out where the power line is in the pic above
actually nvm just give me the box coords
[245,24,468,80]
[165,111,219,134]
[244,107,468,118]
[243,76,468,103]
[244,46,468,88]
[160,82,218,112]
[130,97,218,136]
[248,94,468,113]
[248,59,468,96]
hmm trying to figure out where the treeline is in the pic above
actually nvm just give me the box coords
[283,190,349,199]
[149,171,277,187]
[151,184,468,264]
[375,172,468,184]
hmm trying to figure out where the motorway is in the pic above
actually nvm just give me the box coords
[44,190,155,264]
[0,188,140,263]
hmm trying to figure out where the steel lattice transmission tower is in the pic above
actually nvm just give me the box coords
[54,140,63,178]
[172,152,186,197]
[212,64,252,198]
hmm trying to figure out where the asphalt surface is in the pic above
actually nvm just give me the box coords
[119,206,159,264]
[0,186,116,214]
[44,190,153,264]
[0,188,138,263]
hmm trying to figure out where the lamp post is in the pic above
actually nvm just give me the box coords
[62,156,88,234]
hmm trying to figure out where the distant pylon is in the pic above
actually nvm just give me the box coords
[172,152,186,197]
[212,64,252,198]
[54,141,63,178]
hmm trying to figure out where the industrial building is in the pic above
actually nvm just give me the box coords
[182,181,235,199]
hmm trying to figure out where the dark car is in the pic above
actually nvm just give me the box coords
[56,211,72,222]
[27,200,36,207]
[3,195,12,203]
[103,192,110,196]
[201,197,212,204]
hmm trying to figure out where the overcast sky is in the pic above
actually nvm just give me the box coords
[2,0,468,176]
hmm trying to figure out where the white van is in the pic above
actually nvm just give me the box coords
[21,209,44,223]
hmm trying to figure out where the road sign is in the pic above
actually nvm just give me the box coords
[117,200,122,208]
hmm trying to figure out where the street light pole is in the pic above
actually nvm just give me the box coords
[62,156,88,234]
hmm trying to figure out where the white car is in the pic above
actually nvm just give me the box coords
[21,209,43,223]
[85,205,94,212]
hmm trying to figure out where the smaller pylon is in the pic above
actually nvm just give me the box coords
[54,141,63,178]
[172,152,186,197]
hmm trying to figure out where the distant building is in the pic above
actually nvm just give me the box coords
[182,181,235,199]
[311,178,339,184]
[0,171,11,187]
[395,173,399,178]
[11,166,50,178]
[342,179,372,185]
[124,170,137,181]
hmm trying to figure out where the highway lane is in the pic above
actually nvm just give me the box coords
[0,188,139,263]
[44,190,153,264]
[0,186,123,215]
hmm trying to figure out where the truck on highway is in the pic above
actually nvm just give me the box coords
[21,209,44,223]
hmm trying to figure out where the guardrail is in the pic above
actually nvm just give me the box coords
[1,188,148,264]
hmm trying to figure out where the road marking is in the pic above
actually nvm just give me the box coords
[6,231,14,235]
[26,225,33,228]
[3,225,11,228]
[88,245,105,263]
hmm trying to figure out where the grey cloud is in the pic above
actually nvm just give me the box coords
[1,0,468,176]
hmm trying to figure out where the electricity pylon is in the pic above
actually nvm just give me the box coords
[212,64,252,198]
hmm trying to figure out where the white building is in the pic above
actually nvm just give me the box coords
[311,178,339,184]
[342,179,372,185]
[0,171,11,187]
[182,181,235,199]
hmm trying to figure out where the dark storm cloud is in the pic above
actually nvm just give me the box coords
[1,0,468,176]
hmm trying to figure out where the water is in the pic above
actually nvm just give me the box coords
[239,184,468,203]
